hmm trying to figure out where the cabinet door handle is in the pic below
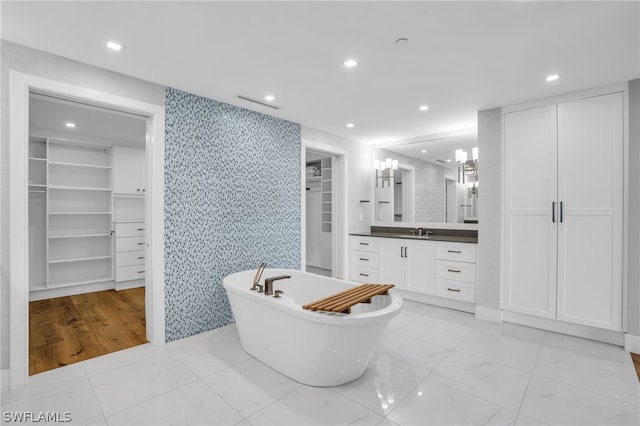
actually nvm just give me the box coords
[137,270,145,274]
[404,247,408,257]
[400,247,404,258]
[552,201,556,223]
[359,273,369,277]
[447,269,461,273]
[359,242,369,246]
[560,201,564,223]
[137,228,145,231]
[359,258,369,261]
[137,242,145,246]
[448,250,461,254]
[137,256,145,260]
[447,288,461,292]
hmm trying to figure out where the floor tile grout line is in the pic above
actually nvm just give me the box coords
[512,330,547,425]
[82,362,109,425]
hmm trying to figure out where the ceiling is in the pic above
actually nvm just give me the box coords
[3,1,639,147]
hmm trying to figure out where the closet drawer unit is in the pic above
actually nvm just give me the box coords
[116,264,146,282]
[115,222,145,238]
[351,251,378,268]
[435,278,476,303]
[116,236,146,252]
[350,266,379,283]
[350,237,378,253]
[435,242,476,263]
[435,260,476,283]
[115,250,146,267]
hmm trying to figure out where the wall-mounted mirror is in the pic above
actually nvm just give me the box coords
[374,131,478,224]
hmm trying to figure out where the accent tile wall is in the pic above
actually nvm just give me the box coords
[164,87,301,341]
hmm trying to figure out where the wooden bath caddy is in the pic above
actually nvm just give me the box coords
[302,284,395,314]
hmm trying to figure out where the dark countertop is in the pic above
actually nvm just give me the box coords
[350,232,478,244]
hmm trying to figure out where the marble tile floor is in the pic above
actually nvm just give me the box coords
[2,300,639,425]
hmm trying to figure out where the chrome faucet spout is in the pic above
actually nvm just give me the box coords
[251,263,267,290]
[264,275,291,296]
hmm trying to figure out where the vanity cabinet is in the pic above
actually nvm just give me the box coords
[114,222,146,283]
[379,239,435,295]
[349,236,379,283]
[434,242,476,303]
[504,91,623,331]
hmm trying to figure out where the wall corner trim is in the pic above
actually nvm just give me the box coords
[1,369,9,392]
[475,305,503,323]
[625,334,640,354]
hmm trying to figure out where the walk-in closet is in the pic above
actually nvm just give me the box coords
[305,150,334,277]
[28,93,148,374]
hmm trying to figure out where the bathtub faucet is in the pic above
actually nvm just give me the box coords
[264,275,291,296]
[250,262,267,290]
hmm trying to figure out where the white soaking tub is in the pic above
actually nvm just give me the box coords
[223,268,402,386]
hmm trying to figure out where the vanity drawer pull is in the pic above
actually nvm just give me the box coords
[137,228,145,231]
[448,250,462,254]
[137,242,145,246]
[359,258,369,261]
[447,269,461,273]
[447,288,461,292]
[137,256,145,260]
[137,270,145,274]
[359,273,369,277]
[359,242,370,246]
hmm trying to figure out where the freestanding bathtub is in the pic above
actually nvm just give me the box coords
[223,268,402,386]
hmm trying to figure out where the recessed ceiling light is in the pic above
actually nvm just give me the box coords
[419,105,429,111]
[343,59,358,68]
[546,74,559,82]
[346,123,355,128]
[264,95,275,102]
[65,122,76,128]
[421,150,427,153]
[106,41,123,51]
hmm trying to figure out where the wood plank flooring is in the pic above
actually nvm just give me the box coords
[29,287,147,375]
[632,353,640,381]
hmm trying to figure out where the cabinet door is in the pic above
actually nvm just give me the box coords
[380,240,405,288]
[504,105,558,318]
[114,146,144,195]
[405,241,435,295]
[556,92,623,330]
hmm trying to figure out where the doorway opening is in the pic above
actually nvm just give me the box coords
[27,93,149,374]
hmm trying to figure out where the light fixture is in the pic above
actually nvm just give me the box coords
[346,123,355,128]
[455,147,478,184]
[421,149,427,153]
[65,122,76,128]
[374,158,398,188]
[343,59,358,68]
[546,74,559,82]
[419,105,429,111]
[106,41,122,51]
[264,95,275,102]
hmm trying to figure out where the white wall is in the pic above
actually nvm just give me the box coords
[628,78,640,336]
[476,108,503,309]
[0,40,165,369]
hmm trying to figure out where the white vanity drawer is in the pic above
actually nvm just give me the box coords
[351,251,378,267]
[350,236,378,253]
[115,222,145,238]
[435,260,476,283]
[116,236,146,252]
[435,278,476,303]
[435,242,476,263]
[115,250,145,267]
[350,266,379,283]
[116,264,146,282]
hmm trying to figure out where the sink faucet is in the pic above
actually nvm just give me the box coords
[264,275,291,296]
[250,262,267,290]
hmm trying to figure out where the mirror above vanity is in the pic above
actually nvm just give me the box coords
[373,130,479,225]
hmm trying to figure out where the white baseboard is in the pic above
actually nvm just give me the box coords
[115,279,145,291]
[625,334,640,354]
[475,305,503,323]
[29,281,115,301]
[395,289,476,314]
[503,310,625,346]
[1,369,9,392]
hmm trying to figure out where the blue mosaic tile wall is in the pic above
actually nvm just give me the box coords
[164,87,301,341]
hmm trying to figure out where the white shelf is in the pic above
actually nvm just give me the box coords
[29,157,47,162]
[48,233,112,239]
[49,211,112,215]
[49,161,112,170]
[47,277,114,289]
[113,193,145,198]
[113,219,145,223]
[48,185,111,191]
[48,255,113,264]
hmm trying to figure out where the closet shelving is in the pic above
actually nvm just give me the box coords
[29,136,114,291]
[321,157,332,233]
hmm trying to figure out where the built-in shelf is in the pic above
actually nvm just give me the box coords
[46,277,113,289]
[29,157,47,162]
[113,219,145,223]
[48,233,112,239]
[49,161,112,170]
[49,211,112,215]
[48,185,111,191]
[48,255,113,264]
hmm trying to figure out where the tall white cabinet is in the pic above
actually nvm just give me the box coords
[504,91,623,331]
